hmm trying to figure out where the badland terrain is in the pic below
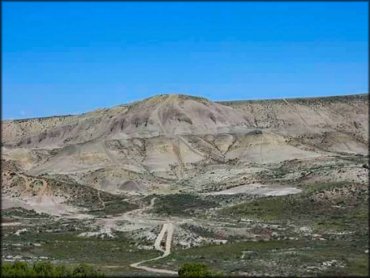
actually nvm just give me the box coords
[1,93,369,276]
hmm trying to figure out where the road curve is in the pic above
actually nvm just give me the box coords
[130,222,177,276]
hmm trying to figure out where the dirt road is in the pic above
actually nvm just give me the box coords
[130,222,177,275]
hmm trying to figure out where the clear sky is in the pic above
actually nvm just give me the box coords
[3,1,368,119]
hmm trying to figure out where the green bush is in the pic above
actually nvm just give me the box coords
[1,261,104,277]
[178,263,222,277]
[33,262,55,277]
[72,263,100,277]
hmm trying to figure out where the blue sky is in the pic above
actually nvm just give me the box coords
[3,1,368,119]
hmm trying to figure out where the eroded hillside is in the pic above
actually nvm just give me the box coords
[2,93,368,276]
[2,94,368,192]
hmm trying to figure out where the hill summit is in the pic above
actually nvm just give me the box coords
[3,93,367,149]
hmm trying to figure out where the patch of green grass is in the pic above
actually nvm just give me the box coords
[3,230,159,266]
[89,199,138,216]
[220,193,336,223]
[148,239,368,276]
[3,208,50,219]
[343,256,369,276]
[1,261,104,277]
[151,193,218,216]
[178,263,223,277]
[220,182,368,229]
[204,181,368,276]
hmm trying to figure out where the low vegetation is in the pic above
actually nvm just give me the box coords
[1,261,103,277]
[89,199,139,216]
[178,263,223,277]
[221,182,368,225]
[151,193,218,216]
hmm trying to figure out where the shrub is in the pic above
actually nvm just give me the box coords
[178,263,222,277]
[72,263,101,277]
[33,261,54,277]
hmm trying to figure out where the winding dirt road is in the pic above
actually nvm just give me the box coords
[130,222,177,275]
[94,197,178,275]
